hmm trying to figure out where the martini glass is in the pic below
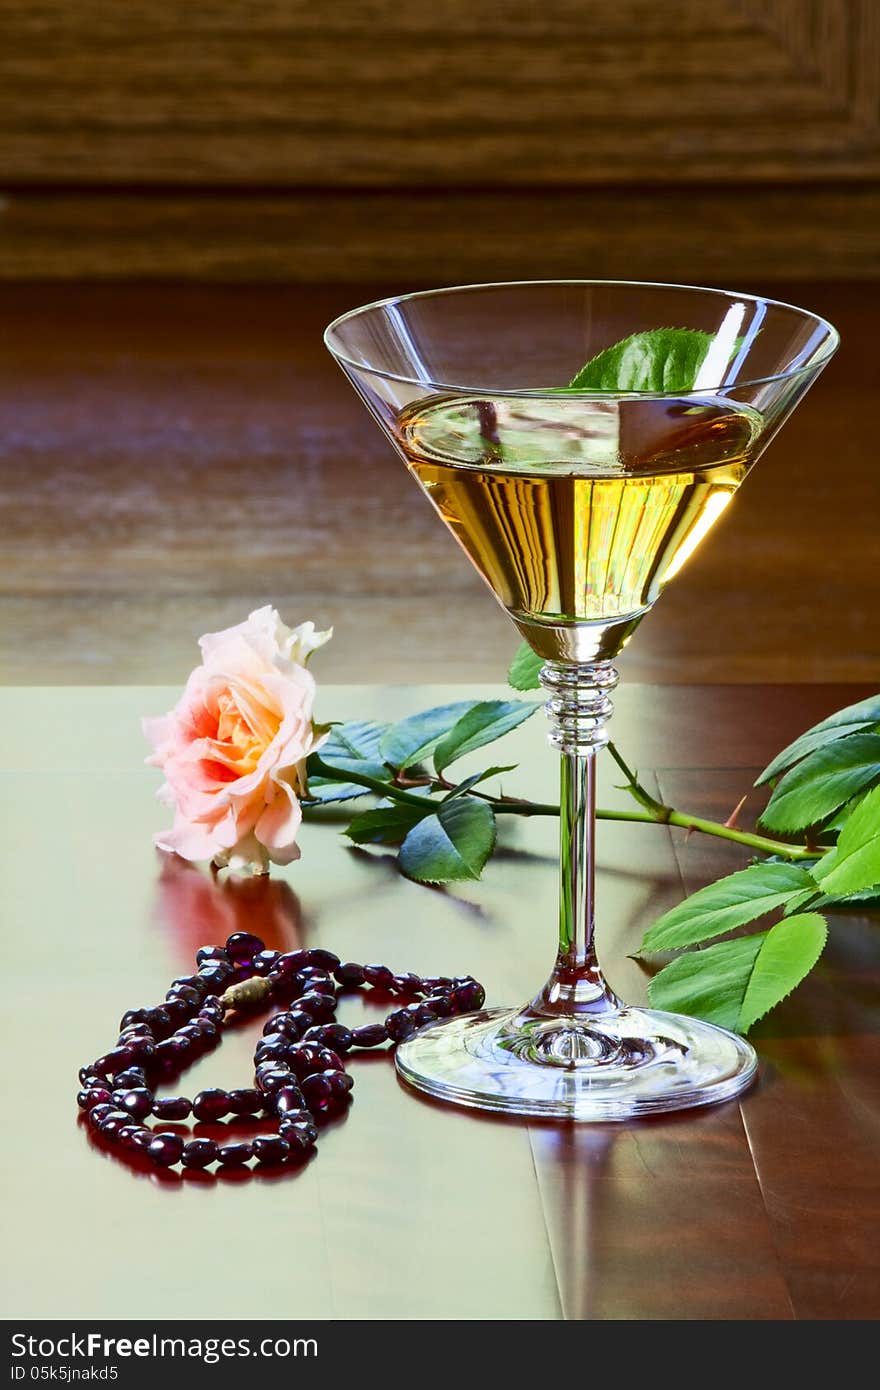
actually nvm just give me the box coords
[325,281,838,1120]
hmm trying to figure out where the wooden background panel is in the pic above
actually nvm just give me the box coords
[0,280,876,687]
[2,184,879,281]
[0,0,877,186]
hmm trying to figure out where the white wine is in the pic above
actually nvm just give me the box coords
[401,394,761,660]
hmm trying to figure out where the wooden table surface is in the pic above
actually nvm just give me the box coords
[1,280,878,687]
[2,681,877,1321]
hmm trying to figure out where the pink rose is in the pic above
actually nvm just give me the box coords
[144,607,331,873]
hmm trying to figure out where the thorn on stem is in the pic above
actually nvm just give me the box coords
[724,795,748,830]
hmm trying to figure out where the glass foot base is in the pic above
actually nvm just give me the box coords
[395,1006,758,1120]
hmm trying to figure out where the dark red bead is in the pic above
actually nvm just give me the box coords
[252,1135,289,1165]
[253,950,280,975]
[294,967,334,993]
[78,1066,104,1086]
[296,991,336,1021]
[426,995,453,1017]
[363,964,394,989]
[302,1024,353,1052]
[272,949,310,977]
[225,932,265,962]
[152,1096,191,1121]
[144,1007,172,1034]
[130,1128,154,1152]
[301,1073,335,1108]
[452,981,486,1011]
[217,1141,253,1167]
[81,1072,111,1090]
[167,984,202,1009]
[118,1124,146,1152]
[103,1044,136,1074]
[307,948,340,971]
[277,1108,314,1131]
[274,1085,307,1115]
[334,961,366,987]
[290,1044,342,1078]
[255,1067,294,1094]
[113,1067,147,1090]
[153,1036,190,1071]
[196,945,228,965]
[254,1039,292,1065]
[227,1088,262,1116]
[162,999,191,1027]
[149,1132,185,1167]
[125,1037,157,1063]
[87,1104,114,1129]
[78,1088,112,1111]
[413,1005,438,1027]
[117,1022,153,1041]
[182,1138,219,1169]
[119,1088,153,1120]
[99,1110,131,1138]
[172,973,208,995]
[393,973,423,996]
[385,1009,417,1042]
[192,1088,229,1121]
[323,1068,354,1098]
[350,1023,388,1048]
[119,1009,150,1030]
[198,962,234,991]
[280,1120,318,1152]
[286,1009,313,1035]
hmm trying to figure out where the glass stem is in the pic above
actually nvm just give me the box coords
[533,661,621,1017]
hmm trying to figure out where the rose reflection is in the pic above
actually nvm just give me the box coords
[153,852,307,963]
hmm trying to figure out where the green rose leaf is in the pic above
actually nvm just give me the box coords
[398,798,496,884]
[811,783,880,897]
[306,756,392,804]
[345,801,432,846]
[737,914,828,1032]
[433,700,540,774]
[322,719,389,762]
[508,641,544,691]
[641,861,818,952]
[794,886,880,915]
[758,733,880,834]
[380,702,480,771]
[443,765,517,798]
[565,327,740,394]
[756,693,880,786]
[647,913,827,1032]
[306,720,393,802]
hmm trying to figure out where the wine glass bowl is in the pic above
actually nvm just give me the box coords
[325,281,838,1120]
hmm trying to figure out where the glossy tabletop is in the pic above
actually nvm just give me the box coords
[1,683,877,1321]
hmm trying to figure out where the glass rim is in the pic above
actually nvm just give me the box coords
[323,278,840,399]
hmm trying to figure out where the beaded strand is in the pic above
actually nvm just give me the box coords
[77,933,486,1172]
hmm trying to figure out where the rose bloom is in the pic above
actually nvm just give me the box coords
[144,607,331,873]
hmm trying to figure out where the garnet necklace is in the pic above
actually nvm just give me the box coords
[77,933,486,1172]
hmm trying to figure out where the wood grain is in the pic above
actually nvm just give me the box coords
[2,683,877,1319]
[2,184,879,282]
[0,280,876,687]
[1,0,877,186]
[658,768,880,1321]
[527,770,794,1321]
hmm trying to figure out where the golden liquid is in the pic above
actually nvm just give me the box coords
[401,394,761,660]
